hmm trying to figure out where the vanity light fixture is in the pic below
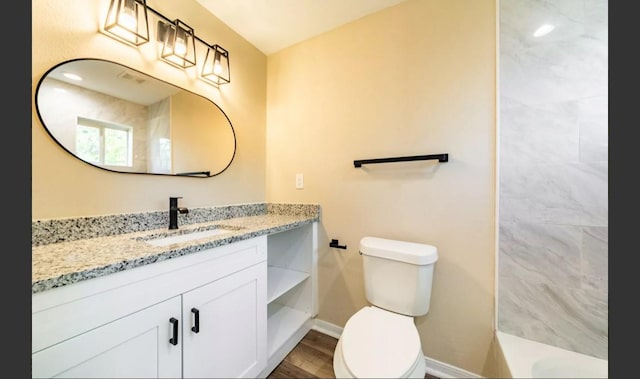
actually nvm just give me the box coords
[158,19,197,69]
[101,0,230,87]
[201,44,230,86]
[103,0,150,46]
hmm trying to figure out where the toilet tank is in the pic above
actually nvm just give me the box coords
[360,236,438,316]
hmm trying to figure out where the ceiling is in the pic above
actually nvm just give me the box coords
[44,1,411,104]
[194,0,409,55]
[47,60,180,106]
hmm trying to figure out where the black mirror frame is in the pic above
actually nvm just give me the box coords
[34,57,236,178]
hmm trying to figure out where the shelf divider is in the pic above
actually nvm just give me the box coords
[267,266,310,304]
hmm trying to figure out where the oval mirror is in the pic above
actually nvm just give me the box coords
[35,58,236,177]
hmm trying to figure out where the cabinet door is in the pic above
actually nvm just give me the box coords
[32,296,182,378]
[182,262,267,378]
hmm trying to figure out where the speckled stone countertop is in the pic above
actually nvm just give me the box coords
[32,203,320,294]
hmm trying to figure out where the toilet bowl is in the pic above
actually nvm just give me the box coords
[333,306,426,378]
[333,237,437,378]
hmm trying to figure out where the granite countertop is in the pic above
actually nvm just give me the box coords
[32,204,320,294]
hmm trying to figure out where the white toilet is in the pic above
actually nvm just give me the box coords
[333,236,438,378]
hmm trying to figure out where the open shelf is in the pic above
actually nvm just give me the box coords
[266,303,311,357]
[267,266,310,304]
[258,222,317,378]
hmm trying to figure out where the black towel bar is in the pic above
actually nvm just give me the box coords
[353,154,448,168]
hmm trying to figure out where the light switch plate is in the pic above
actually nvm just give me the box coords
[295,173,304,189]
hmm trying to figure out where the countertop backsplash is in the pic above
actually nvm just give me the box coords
[32,203,319,246]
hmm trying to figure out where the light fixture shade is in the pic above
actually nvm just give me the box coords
[103,0,149,46]
[159,19,197,69]
[201,44,230,86]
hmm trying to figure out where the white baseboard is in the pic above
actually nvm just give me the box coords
[423,356,483,378]
[312,318,483,378]
[312,318,343,339]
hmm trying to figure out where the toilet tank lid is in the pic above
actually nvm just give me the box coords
[360,236,438,265]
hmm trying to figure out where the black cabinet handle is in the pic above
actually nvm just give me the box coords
[191,308,200,333]
[169,317,179,345]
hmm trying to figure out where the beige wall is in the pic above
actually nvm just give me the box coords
[494,335,512,378]
[34,0,499,375]
[32,0,267,219]
[266,0,497,375]
[171,91,235,175]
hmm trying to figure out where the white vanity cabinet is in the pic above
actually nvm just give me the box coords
[32,295,183,378]
[32,221,319,379]
[32,236,268,378]
[181,262,266,378]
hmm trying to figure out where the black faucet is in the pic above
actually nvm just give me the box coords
[169,197,189,229]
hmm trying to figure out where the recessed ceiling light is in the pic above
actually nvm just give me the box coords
[533,24,555,37]
[62,72,83,81]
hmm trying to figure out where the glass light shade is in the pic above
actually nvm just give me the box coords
[103,0,149,46]
[201,44,230,86]
[159,19,196,69]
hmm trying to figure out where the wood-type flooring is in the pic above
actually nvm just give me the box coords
[266,329,439,378]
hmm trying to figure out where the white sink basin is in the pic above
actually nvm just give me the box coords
[143,227,237,247]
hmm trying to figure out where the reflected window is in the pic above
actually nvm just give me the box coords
[76,116,133,167]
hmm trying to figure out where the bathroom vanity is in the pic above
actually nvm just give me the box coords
[31,203,319,378]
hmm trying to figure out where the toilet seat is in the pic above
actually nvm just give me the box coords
[340,306,422,378]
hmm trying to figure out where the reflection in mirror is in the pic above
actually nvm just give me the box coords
[35,59,236,177]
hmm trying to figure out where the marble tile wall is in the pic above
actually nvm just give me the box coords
[497,0,608,359]
[147,98,171,174]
